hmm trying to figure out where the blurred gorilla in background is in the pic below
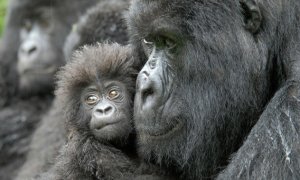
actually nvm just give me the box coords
[0,0,98,179]
[64,0,129,61]
[15,0,132,179]
[127,0,300,179]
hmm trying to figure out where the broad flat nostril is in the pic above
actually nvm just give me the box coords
[141,87,154,104]
[96,106,113,115]
[142,71,150,77]
[28,46,37,54]
[104,106,113,114]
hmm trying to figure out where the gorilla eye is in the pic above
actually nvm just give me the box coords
[143,38,154,46]
[39,19,50,29]
[157,36,177,50]
[165,38,177,50]
[108,90,119,99]
[85,95,99,105]
[23,20,32,31]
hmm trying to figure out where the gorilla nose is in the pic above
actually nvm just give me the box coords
[91,103,116,130]
[94,103,115,118]
[138,73,155,107]
[20,41,38,56]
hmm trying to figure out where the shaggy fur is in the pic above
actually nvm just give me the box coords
[63,0,130,61]
[127,0,300,179]
[14,1,135,179]
[0,1,98,179]
[39,43,138,180]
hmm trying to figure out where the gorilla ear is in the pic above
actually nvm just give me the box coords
[240,0,262,34]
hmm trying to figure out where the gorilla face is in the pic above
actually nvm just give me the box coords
[80,81,133,141]
[17,8,65,95]
[135,36,184,139]
[130,0,269,172]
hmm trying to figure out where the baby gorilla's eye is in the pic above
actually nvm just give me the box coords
[85,95,99,105]
[108,90,119,99]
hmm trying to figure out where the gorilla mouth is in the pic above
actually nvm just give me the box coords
[94,120,121,131]
[139,120,183,139]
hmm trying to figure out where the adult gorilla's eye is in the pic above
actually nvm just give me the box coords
[39,19,50,29]
[143,38,154,46]
[85,95,99,105]
[23,20,32,31]
[165,37,177,50]
[157,36,177,50]
[108,90,120,99]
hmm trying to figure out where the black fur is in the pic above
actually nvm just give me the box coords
[40,43,138,180]
[0,0,98,179]
[127,0,300,179]
[63,0,130,61]
[15,1,135,179]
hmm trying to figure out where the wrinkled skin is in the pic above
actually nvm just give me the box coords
[127,0,300,179]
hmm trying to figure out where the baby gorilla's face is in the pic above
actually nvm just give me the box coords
[81,80,133,142]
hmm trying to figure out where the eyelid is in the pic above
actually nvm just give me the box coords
[143,38,154,45]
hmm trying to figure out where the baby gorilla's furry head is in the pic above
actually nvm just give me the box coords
[56,43,137,144]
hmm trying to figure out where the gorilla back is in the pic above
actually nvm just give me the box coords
[128,0,300,179]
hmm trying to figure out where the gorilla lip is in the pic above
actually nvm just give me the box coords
[138,120,183,138]
[93,120,121,130]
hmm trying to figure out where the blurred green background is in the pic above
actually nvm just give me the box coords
[0,0,7,36]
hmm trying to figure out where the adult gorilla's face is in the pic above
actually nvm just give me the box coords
[129,0,270,172]
[17,7,65,95]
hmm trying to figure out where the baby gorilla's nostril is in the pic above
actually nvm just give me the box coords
[97,106,113,115]
[103,106,113,115]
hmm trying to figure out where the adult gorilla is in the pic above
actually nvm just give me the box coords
[127,0,300,179]
[15,1,131,179]
[0,0,97,179]
[63,0,129,61]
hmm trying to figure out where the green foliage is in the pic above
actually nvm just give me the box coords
[0,0,7,36]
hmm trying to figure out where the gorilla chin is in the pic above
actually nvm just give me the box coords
[18,71,55,96]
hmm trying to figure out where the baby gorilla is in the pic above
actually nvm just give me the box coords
[40,43,138,180]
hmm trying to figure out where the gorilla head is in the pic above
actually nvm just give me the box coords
[17,6,63,94]
[127,0,278,178]
[56,43,137,144]
[63,0,129,62]
[12,0,98,96]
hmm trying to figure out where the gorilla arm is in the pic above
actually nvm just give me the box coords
[217,82,300,179]
[217,23,300,179]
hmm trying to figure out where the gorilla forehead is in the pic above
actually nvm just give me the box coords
[56,43,136,101]
[128,0,242,36]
